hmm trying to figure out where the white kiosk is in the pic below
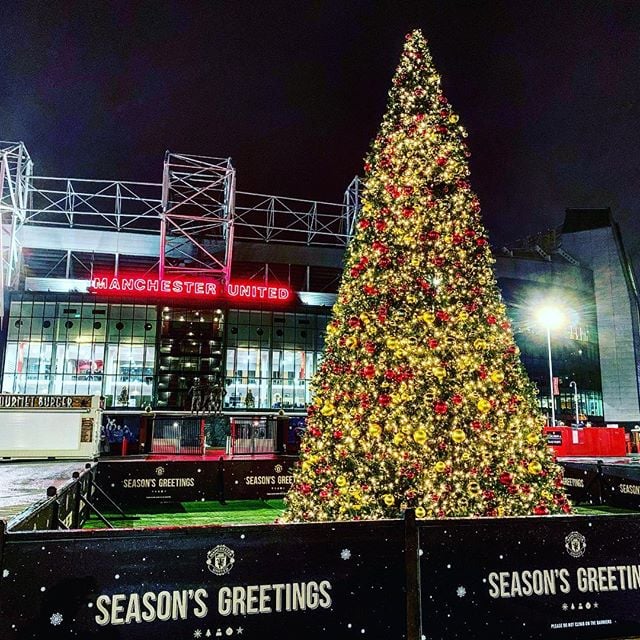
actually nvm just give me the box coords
[0,394,102,459]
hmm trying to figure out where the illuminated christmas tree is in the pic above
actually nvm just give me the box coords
[283,30,571,522]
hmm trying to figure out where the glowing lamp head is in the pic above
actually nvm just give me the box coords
[536,306,564,330]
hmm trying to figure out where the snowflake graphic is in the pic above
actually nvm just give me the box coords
[194,630,203,639]
[50,612,63,626]
[562,603,569,611]
[340,549,352,560]
[456,586,466,598]
[236,628,244,635]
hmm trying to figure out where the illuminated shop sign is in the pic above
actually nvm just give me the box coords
[89,277,292,302]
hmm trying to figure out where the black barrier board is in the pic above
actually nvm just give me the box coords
[419,515,640,639]
[600,464,640,509]
[559,462,602,505]
[96,460,217,503]
[223,458,296,499]
[0,520,406,639]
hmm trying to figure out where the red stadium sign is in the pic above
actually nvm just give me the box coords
[89,276,292,302]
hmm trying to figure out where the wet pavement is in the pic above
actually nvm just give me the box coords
[0,460,90,522]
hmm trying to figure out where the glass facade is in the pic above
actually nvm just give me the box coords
[1,295,330,412]
[224,310,330,410]
[0,291,601,419]
[2,297,156,408]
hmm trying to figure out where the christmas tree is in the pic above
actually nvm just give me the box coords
[283,30,571,522]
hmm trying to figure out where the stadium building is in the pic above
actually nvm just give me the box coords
[1,142,639,430]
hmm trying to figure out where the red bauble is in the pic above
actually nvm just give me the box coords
[451,233,463,245]
[436,157,448,166]
[428,338,439,349]
[358,219,370,230]
[378,256,391,269]
[375,220,387,232]
[362,364,376,378]
[384,369,396,381]
[348,316,361,328]
[471,421,482,431]
[533,505,549,516]
[364,341,376,354]
[436,310,450,322]
[507,485,518,495]
[378,394,392,407]
[426,230,440,241]
[333,429,343,440]
[451,394,463,405]
[350,268,361,278]
[432,256,445,267]
[402,207,414,218]
[434,401,448,414]
[499,472,512,486]
[476,238,488,246]
[363,285,378,296]
[486,315,497,325]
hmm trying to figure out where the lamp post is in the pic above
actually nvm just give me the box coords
[536,306,565,427]
[569,380,579,426]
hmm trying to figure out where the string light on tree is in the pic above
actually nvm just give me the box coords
[282,29,571,522]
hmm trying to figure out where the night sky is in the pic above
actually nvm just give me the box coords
[2,1,640,253]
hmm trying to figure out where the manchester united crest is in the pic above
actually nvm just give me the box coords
[206,545,235,575]
[564,531,586,558]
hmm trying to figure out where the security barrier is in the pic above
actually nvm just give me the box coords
[2,511,640,639]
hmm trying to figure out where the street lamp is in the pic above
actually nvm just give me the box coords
[569,380,579,426]
[536,306,565,427]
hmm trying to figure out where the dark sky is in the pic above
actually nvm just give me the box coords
[2,1,640,252]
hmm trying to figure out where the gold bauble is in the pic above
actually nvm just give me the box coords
[473,338,487,350]
[321,402,335,416]
[336,475,347,487]
[434,461,447,473]
[392,433,404,446]
[526,433,540,444]
[345,336,358,349]
[350,428,361,439]
[382,494,395,506]
[413,428,428,445]
[432,366,447,380]
[467,481,482,497]
[415,506,427,518]
[386,337,400,350]
[368,423,382,438]
[421,311,435,324]
[451,428,466,443]
[490,371,505,383]
[477,398,491,413]
[528,461,543,474]
[457,311,468,322]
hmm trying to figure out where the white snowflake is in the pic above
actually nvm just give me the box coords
[194,630,202,639]
[2,569,9,578]
[456,586,466,598]
[562,603,568,611]
[236,628,244,635]
[50,612,63,626]
[340,549,352,560]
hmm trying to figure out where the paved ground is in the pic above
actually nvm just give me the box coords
[0,460,89,522]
